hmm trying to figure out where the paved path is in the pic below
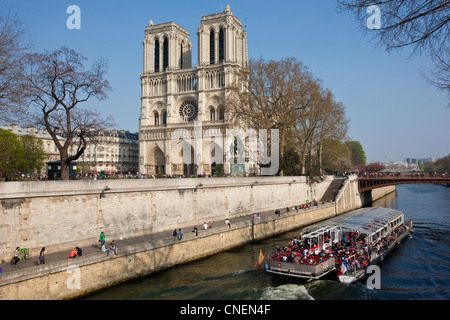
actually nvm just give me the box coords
[0,204,324,278]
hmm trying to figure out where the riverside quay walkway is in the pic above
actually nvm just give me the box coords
[0,202,332,297]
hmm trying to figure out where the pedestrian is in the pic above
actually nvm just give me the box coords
[76,247,83,257]
[224,218,231,228]
[101,244,109,255]
[208,221,212,229]
[67,248,78,259]
[173,229,178,237]
[39,247,45,265]
[99,232,106,248]
[12,247,20,267]
[177,228,184,240]
[192,225,198,236]
[109,240,118,255]
[203,222,208,230]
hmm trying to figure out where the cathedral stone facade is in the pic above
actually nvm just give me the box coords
[139,5,249,176]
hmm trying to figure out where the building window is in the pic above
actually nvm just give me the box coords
[210,107,215,121]
[219,28,224,62]
[163,38,169,71]
[218,106,225,120]
[154,39,160,72]
[162,111,167,125]
[180,44,183,69]
[210,30,215,65]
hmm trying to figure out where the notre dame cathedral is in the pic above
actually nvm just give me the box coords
[138,5,250,176]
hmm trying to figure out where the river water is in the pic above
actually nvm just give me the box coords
[83,184,449,301]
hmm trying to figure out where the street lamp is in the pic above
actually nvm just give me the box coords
[100,186,110,199]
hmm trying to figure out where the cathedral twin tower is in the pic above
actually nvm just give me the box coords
[139,5,249,176]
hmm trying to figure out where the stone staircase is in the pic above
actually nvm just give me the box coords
[321,178,346,202]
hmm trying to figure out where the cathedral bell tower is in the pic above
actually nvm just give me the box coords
[139,5,248,176]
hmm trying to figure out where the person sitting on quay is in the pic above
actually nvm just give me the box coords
[101,244,109,255]
[67,248,78,259]
[108,240,118,256]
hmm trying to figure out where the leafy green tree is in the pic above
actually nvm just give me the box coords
[346,141,366,168]
[19,134,46,174]
[0,129,46,179]
[280,148,301,176]
[0,128,23,179]
[76,162,90,174]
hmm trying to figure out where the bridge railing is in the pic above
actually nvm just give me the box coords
[357,173,450,192]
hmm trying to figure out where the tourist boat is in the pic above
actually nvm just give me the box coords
[264,224,339,280]
[265,207,412,284]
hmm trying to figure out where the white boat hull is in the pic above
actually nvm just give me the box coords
[338,275,357,284]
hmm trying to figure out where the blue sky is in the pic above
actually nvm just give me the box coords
[2,0,449,163]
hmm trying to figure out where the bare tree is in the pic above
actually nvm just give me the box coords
[21,47,114,180]
[226,57,314,175]
[337,0,450,97]
[293,84,349,176]
[314,90,349,175]
[294,79,324,175]
[0,9,31,123]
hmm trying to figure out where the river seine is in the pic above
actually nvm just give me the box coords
[84,183,449,300]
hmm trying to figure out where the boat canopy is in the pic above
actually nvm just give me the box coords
[302,225,337,239]
[338,207,404,235]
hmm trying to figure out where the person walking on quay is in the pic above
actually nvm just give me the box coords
[12,247,20,267]
[178,228,184,240]
[224,218,231,228]
[99,232,106,248]
[39,247,45,265]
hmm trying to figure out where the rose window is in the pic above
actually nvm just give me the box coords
[179,100,198,121]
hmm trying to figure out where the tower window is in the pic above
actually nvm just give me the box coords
[180,44,183,69]
[210,107,215,121]
[163,38,169,71]
[210,30,215,65]
[218,106,225,120]
[154,40,160,72]
[219,28,224,62]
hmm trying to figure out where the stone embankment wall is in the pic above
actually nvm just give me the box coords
[0,175,395,299]
[0,176,333,263]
